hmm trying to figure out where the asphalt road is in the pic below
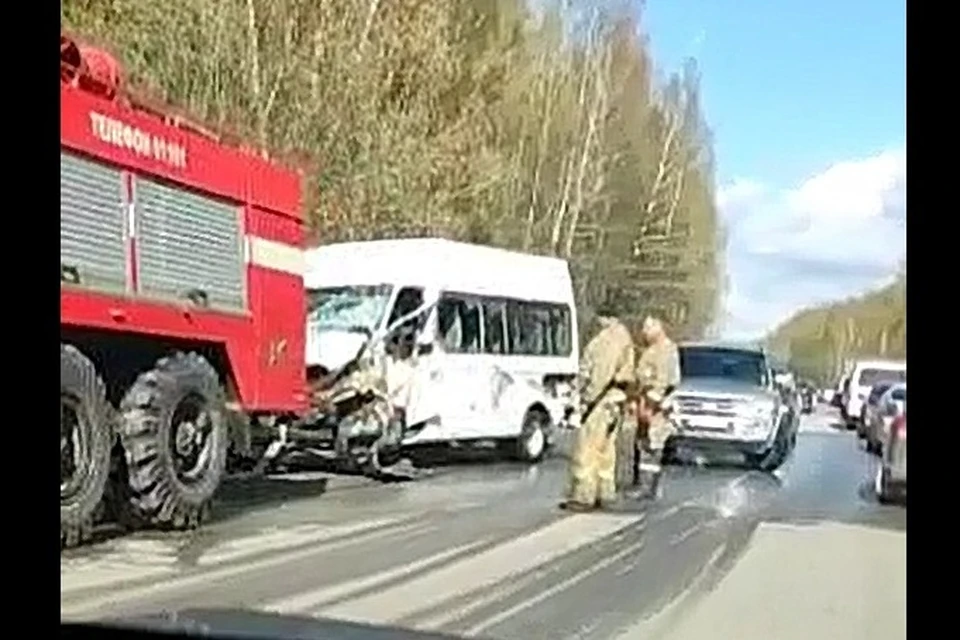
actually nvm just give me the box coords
[61,404,906,640]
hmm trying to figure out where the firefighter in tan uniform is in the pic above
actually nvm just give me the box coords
[631,315,681,501]
[561,303,637,512]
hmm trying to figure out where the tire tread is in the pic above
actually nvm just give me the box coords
[60,344,113,549]
[118,352,227,531]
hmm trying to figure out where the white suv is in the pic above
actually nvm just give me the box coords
[842,360,906,429]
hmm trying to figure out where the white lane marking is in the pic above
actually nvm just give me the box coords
[199,522,378,566]
[109,539,179,557]
[669,522,705,546]
[60,564,176,594]
[612,542,728,640]
[61,518,430,619]
[416,565,552,630]
[264,538,494,614]
[61,518,409,596]
[652,504,685,522]
[61,539,183,593]
[315,513,644,625]
[466,538,647,636]
[418,515,647,631]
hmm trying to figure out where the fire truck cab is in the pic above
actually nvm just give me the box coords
[60,34,306,547]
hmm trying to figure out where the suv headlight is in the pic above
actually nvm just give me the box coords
[742,402,776,431]
[743,402,775,419]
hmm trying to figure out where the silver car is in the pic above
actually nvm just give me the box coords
[858,381,893,445]
[875,408,906,504]
[669,343,795,472]
[866,383,906,455]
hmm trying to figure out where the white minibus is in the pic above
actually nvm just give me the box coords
[303,238,580,462]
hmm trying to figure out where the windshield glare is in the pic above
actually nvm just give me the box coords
[307,285,393,332]
[859,368,906,387]
[679,347,767,386]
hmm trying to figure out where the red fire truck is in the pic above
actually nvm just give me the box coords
[60,34,307,548]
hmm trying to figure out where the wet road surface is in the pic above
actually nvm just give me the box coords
[61,405,905,639]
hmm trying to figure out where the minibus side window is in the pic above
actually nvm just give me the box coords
[506,300,552,356]
[437,293,482,354]
[482,300,507,354]
[549,305,572,356]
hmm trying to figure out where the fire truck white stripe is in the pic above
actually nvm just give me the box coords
[247,236,305,277]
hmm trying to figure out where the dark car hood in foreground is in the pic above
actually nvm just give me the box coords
[63,609,472,640]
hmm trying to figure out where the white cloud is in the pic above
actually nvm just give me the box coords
[717,147,906,340]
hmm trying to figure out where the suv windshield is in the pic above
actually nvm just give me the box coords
[307,285,394,332]
[859,367,906,387]
[679,346,767,386]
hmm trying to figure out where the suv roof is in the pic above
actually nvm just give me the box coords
[679,341,766,357]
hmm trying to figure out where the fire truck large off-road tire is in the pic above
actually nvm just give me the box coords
[60,344,113,548]
[118,352,229,530]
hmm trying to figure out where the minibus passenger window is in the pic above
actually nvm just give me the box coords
[507,301,552,356]
[438,298,462,352]
[459,300,482,353]
[523,305,552,356]
[438,294,481,354]
[482,301,507,354]
[549,305,572,356]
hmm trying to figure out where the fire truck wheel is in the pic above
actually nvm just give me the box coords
[119,352,228,530]
[61,344,113,549]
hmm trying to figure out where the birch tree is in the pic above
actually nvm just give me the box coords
[64,0,726,341]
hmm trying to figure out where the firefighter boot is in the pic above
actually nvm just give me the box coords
[630,447,664,501]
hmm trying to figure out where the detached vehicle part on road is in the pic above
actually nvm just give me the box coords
[876,411,906,504]
[668,343,796,472]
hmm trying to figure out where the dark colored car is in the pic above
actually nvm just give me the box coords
[857,382,893,440]
[832,376,849,410]
[799,383,814,414]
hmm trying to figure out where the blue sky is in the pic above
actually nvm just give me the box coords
[640,0,906,338]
